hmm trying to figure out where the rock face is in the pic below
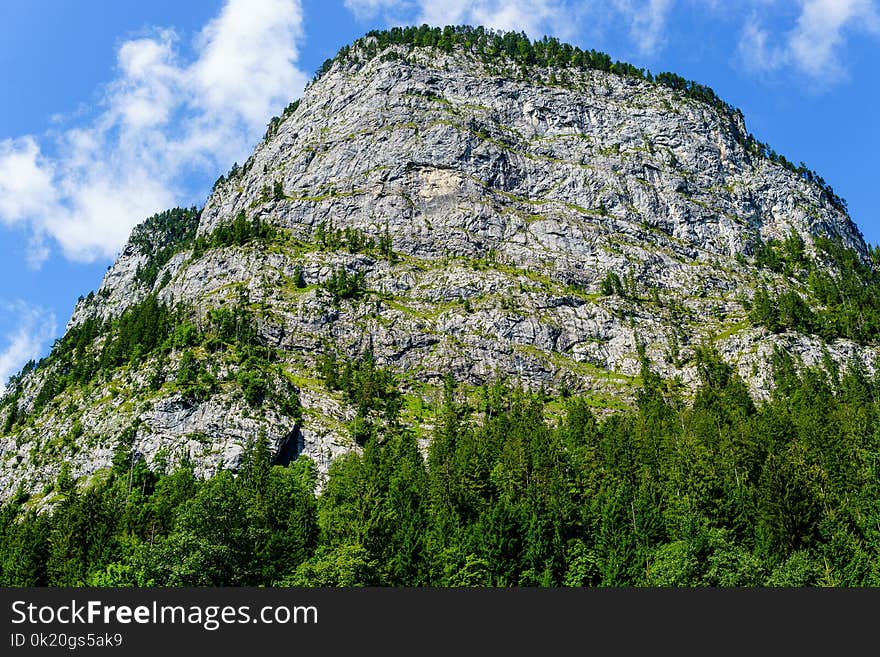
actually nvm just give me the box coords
[0,34,875,502]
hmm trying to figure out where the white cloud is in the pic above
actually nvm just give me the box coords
[194,0,306,126]
[0,0,308,266]
[0,137,57,226]
[737,13,788,74]
[789,0,879,78]
[738,0,880,81]
[0,302,56,393]
[614,0,675,55]
[639,0,676,54]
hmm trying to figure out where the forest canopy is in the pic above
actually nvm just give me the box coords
[3,348,879,587]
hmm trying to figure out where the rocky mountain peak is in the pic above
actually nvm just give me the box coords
[3,25,878,504]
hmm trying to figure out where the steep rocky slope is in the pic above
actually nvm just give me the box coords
[1,27,875,503]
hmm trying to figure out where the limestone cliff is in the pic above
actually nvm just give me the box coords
[1,28,874,502]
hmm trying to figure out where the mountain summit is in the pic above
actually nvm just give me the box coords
[2,25,878,501]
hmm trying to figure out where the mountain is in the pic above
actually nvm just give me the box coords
[2,25,878,505]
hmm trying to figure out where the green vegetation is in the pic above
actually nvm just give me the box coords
[4,348,880,586]
[109,205,277,291]
[748,234,880,343]
[1,204,293,424]
[273,179,285,201]
[318,351,401,444]
[2,288,299,430]
[191,210,276,257]
[320,267,366,303]
[263,99,301,142]
[131,207,201,288]
[1,24,873,588]
[599,270,639,299]
[0,434,318,586]
[315,221,374,252]
[600,271,625,296]
[175,350,217,402]
[13,295,188,421]
[292,266,307,289]
[313,219,395,261]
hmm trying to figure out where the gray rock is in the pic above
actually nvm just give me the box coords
[1,41,875,503]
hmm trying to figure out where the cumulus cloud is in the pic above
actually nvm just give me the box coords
[739,0,880,81]
[0,137,57,227]
[0,302,57,393]
[194,0,306,126]
[0,0,308,266]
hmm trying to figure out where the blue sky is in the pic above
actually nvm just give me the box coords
[0,0,878,387]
